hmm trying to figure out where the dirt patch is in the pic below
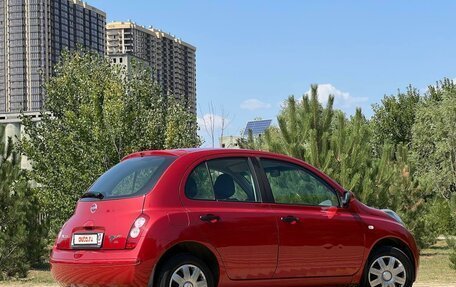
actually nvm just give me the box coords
[414,284,456,287]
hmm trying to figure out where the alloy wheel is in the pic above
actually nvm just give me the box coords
[368,255,407,287]
[169,264,208,287]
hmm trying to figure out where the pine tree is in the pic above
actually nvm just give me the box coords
[264,85,335,165]
[0,126,46,280]
[259,85,435,248]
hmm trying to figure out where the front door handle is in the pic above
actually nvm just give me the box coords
[281,215,300,224]
[200,214,221,223]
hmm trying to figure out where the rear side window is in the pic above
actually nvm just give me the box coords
[186,163,214,200]
[185,158,260,202]
[261,159,339,207]
[85,156,175,200]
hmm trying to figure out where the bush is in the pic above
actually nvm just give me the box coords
[0,127,47,280]
[450,251,456,270]
[447,238,456,270]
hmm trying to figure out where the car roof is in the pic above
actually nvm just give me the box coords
[122,148,292,160]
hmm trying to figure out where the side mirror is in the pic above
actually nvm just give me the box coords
[341,191,352,208]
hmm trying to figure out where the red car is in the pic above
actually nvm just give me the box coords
[51,149,419,287]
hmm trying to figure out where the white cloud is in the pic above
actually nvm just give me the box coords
[306,84,368,110]
[197,113,230,131]
[240,98,272,110]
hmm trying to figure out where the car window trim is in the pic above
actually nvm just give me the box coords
[258,157,342,208]
[251,157,274,203]
[247,157,262,203]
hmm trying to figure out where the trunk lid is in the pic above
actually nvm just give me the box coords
[63,196,144,250]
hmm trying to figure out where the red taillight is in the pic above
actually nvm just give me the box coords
[125,214,149,249]
[55,223,71,250]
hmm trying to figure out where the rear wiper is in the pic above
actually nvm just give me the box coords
[81,191,104,199]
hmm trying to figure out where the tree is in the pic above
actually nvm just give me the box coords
[262,86,384,206]
[263,85,334,163]
[0,126,47,280]
[370,86,421,155]
[411,78,456,201]
[165,97,200,149]
[411,78,456,257]
[19,50,200,234]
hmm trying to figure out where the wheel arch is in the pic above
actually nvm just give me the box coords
[367,237,417,282]
[148,241,220,287]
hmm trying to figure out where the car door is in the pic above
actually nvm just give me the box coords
[258,158,365,279]
[181,156,279,280]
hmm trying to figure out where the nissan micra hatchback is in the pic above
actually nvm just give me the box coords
[51,149,419,287]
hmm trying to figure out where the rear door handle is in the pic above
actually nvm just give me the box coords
[200,214,221,223]
[281,215,300,224]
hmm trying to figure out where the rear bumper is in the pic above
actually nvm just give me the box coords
[50,249,154,287]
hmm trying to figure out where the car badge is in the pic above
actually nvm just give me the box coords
[90,203,98,214]
[109,235,121,242]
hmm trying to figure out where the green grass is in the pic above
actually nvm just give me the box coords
[1,241,455,286]
[0,265,55,286]
[416,240,456,284]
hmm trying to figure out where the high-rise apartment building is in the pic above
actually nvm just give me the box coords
[0,0,106,116]
[107,22,196,113]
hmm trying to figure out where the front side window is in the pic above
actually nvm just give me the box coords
[261,159,339,207]
[85,156,175,200]
[185,157,259,202]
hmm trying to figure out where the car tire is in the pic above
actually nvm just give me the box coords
[360,246,414,287]
[155,253,215,287]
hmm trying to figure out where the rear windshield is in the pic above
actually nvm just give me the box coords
[82,156,176,201]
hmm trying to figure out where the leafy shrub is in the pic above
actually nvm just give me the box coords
[450,251,456,270]
[447,238,456,270]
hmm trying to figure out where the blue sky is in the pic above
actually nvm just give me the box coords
[89,0,456,146]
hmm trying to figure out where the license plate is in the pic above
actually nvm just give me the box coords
[72,233,103,247]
